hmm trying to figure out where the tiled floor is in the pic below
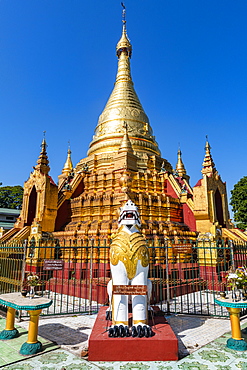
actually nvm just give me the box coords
[2,331,247,370]
[16,312,247,359]
[0,316,247,369]
[15,313,96,358]
[0,318,59,368]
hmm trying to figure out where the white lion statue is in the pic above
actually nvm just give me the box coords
[107,200,152,337]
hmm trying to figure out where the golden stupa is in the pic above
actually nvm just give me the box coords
[52,16,196,244]
[2,8,245,247]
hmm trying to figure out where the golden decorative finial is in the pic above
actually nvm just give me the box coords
[205,135,211,154]
[68,140,71,154]
[62,142,73,175]
[118,121,133,154]
[117,3,132,58]
[121,2,126,25]
[42,131,47,146]
[202,136,216,176]
[176,146,186,177]
[36,135,50,174]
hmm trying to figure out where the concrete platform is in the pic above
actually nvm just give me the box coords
[88,306,178,361]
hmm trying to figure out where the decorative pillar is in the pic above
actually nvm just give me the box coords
[20,309,43,355]
[226,307,247,351]
[0,307,19,339]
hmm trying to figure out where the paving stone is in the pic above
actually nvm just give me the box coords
[0,316,59,368]
[1,311,247,369]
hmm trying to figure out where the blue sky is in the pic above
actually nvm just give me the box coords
[1,1,247,217]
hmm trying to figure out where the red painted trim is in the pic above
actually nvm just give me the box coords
[182,203,196,231]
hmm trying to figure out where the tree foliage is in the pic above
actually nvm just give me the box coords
[230,176,247,230]
[0,185,24,209]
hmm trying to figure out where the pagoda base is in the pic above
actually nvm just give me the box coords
[88,306,178,361]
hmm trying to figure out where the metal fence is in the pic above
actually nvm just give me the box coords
[0,238,246,318]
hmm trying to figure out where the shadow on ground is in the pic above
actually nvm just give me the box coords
[38,323,89,345]
[166,314,207,358]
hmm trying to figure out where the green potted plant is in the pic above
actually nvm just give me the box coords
[226,266,247,301]
[26,273,41,299]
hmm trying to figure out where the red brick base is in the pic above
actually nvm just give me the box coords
[88,306,178,361]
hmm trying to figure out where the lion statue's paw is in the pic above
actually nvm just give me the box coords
[108,324,130,337]
[131,323,152,338]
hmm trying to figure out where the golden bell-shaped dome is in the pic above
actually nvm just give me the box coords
[87,20,160,158]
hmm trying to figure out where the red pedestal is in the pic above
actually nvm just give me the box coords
[88,306,178,361]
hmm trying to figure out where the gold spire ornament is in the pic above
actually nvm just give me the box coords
[87,6,160,157]
[201,136,217,177]
[176,147,187,177]
[62,143,73,175]
[118,122,134,154]
[35,134,50,175]
[117,3,131,58]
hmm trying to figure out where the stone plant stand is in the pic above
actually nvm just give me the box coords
[0,292,52,355]
[215,296,247,351]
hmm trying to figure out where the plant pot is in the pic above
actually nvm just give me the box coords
[29,286,35,299]
[21,290,28,297]
[231,288,237,302]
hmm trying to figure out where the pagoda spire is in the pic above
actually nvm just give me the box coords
[176,146,187,177]
[35,133,50,174]
[87,5,160,158]
[118,122,134,154]
[201,136,217,177]
[114,121,138,172]
[117,3,132,59]
[62,143,73,175]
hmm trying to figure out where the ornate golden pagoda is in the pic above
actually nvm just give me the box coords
[3,7,247,308]
[193,137,231,235]
[1,137,58,243]
[3,8,221,246]
[2,7,246,250]
[50,11,196,244]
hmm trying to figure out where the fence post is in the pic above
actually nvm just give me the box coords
[165,238,170,314]
[229,240,235,270]
[20,240,27,290]
[18,240,28,322]
[89,239,94,315]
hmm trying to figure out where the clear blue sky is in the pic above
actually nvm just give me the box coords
[1,1,247,215]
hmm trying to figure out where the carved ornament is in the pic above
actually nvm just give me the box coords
[110,228,149,280]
